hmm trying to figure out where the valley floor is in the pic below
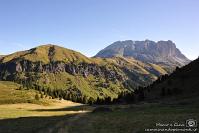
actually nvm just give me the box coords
[0,100,198,133]
[0,81,198,133]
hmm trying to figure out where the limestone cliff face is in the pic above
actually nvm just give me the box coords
[95,40,190,67]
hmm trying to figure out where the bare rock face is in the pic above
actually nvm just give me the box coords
[0,60,124,82]
[95,40,190,67]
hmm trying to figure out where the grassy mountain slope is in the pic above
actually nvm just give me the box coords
[93,56,168,85]
[1,44,91,64]
[0,44,171,103]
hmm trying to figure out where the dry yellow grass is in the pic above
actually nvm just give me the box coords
[0,100,90,119]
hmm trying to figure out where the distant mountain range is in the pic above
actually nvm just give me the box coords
[95,40,190,67]
[0,40,190,103]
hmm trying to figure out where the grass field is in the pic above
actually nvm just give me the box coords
[0,101,198,133]
[0,81,198,133]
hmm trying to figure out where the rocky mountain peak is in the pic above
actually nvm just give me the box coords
[95,40,190,67]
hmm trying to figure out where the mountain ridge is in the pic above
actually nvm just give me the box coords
[0,44,171,103]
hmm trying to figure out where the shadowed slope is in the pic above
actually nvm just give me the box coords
[145,58,199,103]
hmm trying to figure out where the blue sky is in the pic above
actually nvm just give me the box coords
[0,0,198,59]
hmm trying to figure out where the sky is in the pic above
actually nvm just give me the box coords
[0,0,198,60]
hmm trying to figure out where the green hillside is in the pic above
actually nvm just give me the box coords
[0,81,50,105]
[0,44,172,104]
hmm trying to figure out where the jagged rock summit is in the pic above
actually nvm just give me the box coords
[95,40,190,67]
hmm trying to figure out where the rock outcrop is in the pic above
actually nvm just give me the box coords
[0,60,124,82]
